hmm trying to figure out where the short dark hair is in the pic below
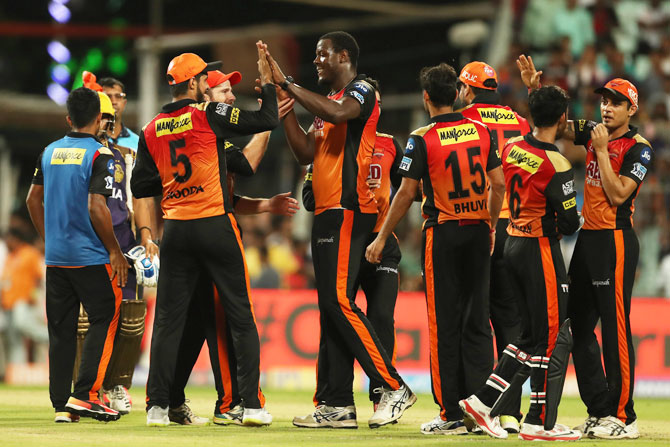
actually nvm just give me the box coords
[470,78,498,96]
[169,73,206,97]
[529,86,569,127]
[365,77,380,94]
[98,77,126,93]
[419,63,458,107]
[67,87,100,128]
[319,31,360,68]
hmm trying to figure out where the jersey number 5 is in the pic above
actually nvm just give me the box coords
[444,147,485,199]
[170,139,192,183]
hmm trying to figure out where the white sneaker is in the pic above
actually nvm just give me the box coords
[147,406,170,427]
[293,405,357,428]
[519,422,581,441]
[500,415,520,433]
[573,415,599,434]
[242,407,273,426]
[588,416,639,439]
[458,395,508,439]
[107,385,132,415]
[169,401,210,425]
[368,385,416,428]
[420,415,467,435]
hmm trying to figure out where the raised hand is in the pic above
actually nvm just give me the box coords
[278,97,295,119]
[591,123,609,154]
[256,40,273,85]
[261,42,288,86]
[516,54,543,90]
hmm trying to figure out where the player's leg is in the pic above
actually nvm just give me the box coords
[363,233,400,408]
[45,267,80,420]
[568,230,610,420]
[198,214,269,425]
[489,218,522,429]
[313,209,412,428]
[146,220,201,424]
[166,276,210,425]
[588,229,639,439]
[66,265,122,421]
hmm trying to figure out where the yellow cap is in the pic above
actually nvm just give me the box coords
[97,92,115,117]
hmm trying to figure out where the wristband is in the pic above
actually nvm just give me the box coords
[489,228,496,234]
[280,75,295,91]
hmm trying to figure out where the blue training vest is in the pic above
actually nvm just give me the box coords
[42,134,112,266]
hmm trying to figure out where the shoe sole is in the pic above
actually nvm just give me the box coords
[147,421,170,427]
[368,392,417,428]
[293,420,358,429]
[213,418,243,426]
[421,426,468,435]
[458,400,507,439]
[65,403,120,422]
[588,432,639,440]
[519,433,581,441]
[242,418,272,427]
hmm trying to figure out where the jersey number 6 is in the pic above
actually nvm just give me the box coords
[509,173,523,219]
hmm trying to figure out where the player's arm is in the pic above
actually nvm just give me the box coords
[545,154,581,235]
[366,134,426,263]
[485,130,505,230]
[131,132,163,198]
[389,137,405,190]
[234,192,299,216]
[301,164,315,212]
[26,152,46,240]
[282,110,316,165]
[241,131,271,173]
[89,150,129,286]
[206,83,279,138]
[591,124,643,206]
[133,197,159,258]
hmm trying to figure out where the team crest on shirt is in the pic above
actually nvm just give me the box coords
[114,162,124,183]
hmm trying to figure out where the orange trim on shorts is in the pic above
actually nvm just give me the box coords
[336,210,399,390]
[614,230,630,422]
[424,226,445,420]
[227,214,264,407]
[539,237,559,424]
[90,264,123,400]
[213,286,234,413]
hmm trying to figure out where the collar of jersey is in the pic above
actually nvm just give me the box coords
[431,112,464,123]
[525,133,559,152]
[471,91,501,105]
[66,131,100,142]
[162,98,197,113]
[329,73,367,96]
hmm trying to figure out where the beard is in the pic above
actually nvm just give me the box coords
[195,85,206,102]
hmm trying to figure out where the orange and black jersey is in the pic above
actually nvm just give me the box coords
[370,133,404,232]
[574,121,654,230]
[399,112,500,229]
[502,134,580,238]
[131,84,278,220]
[459,91,532,219]
[312,75,378,215]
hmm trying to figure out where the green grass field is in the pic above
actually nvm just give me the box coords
[2,385,669,446]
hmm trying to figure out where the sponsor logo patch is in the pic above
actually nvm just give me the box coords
[50,148,86,165]
[105,176,113,189]
[592,279,610,287]
[399,156,412,171]
[562,197,576,210]
[631,162,647,181]
[405,139,415,154]
[229,107,240,124]
[641,147,651,164]
[155,112,192,137]
[215,103,230,116]
[477,107,519,124]
[505,145,544,174]
[437,123,479,145]
[353,82,369,94]
[316,237,334,245]
[165,185,205,200]
[562,180,574,196]
[107,159,115,174]
[351,91,365,105]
